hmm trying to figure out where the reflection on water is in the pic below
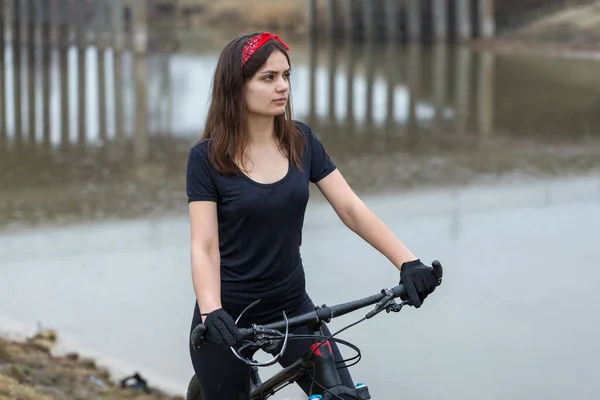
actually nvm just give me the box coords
[2,34,600,229]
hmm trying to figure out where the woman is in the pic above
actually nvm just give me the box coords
[186,31,439,399]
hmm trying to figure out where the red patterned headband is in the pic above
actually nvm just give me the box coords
[241,32,290,66]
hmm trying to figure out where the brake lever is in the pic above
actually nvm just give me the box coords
[230,311,290,367]
[365,288,394,319]
[385,300,408,313]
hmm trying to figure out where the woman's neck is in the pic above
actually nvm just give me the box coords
[246,116,275,146]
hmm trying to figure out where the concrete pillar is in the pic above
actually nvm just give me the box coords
[40,0,51,145]
[327,39,336,119]
[407,0,421,41]
[456,0,471,41]
[25,0,35,46]
[12,0,23,142]
[96,0,108,140]
[112,52,124,140]
[432,0,448,42]
[362,0,375,40]
[133,55,148,162]
[155,55,172,135]
[384,0,401,41]
[307,35,317,124]
[75,0,89,47]
[97,56,107,141]
[111,0,124,50]
[345,45,356,125]
[325,0,336,39]
[406,43,421,133]
[0,0,7,138]
[57,0,70,146]
[110,1,124,140]
[477,52,494,138]
[342,0,355,41]
[77,48,87,145]
[385,42,399,126]
[131,0,147,53]
[432,44,447,124]
[26,0,36,143]
[75,0,87,144]
[307,0,317,37]
[478,0,495,39]
[364,41,375,125]
[454,46,471,133]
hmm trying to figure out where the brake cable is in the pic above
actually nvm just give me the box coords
[229,299,290,367]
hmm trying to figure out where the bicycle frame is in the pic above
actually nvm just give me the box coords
[248,324,371,400]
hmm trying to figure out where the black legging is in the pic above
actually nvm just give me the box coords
[188,294,355,399]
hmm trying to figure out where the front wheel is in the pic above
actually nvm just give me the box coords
[186,375,202,400]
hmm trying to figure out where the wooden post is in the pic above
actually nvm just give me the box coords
[407,0,421,41]
[456,0,471,41]
[478,0,495,39]
[384,0,401,41]
[432,0,447,42]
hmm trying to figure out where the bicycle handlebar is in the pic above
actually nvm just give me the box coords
[191,260,443,347]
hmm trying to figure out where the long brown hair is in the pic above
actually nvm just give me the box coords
[200,32,306,175]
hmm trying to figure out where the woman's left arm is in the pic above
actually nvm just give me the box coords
[315,169,416,271]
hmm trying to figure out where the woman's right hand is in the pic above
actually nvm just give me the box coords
[203,308,243,348]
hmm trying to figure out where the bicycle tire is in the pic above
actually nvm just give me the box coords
[186,375,202,400]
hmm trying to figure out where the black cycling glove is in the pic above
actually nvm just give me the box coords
[203,308,243,348]
[399,259,438,308]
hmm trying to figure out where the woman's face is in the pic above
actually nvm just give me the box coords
[245,51,291,118]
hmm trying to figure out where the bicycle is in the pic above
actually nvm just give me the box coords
[187,260,443,400]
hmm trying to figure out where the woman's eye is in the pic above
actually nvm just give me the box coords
[264,75,273,81]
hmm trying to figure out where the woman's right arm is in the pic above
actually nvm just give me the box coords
[189,201,221,323]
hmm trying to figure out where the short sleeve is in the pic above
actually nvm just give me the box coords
[299,122,336,183]
[186,143,218,202]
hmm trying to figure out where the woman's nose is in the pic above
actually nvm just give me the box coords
[276,77,289,92]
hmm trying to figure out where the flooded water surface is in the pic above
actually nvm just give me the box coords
[1,32,600,399]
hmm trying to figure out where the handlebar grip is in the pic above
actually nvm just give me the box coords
[432,260,443,285]
[190,323,207,348]
[190,323,253,349]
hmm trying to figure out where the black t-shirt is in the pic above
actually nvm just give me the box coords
[186,120,336,320]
